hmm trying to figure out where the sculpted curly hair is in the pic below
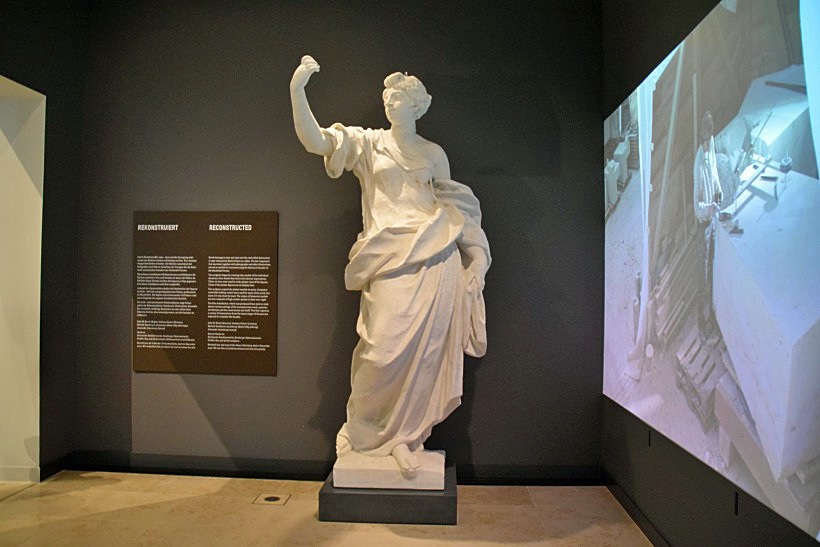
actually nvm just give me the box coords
[382,72,432,120]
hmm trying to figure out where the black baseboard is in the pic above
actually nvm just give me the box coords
[605,480,670,547]
[44,452,604,487]
[130,453,333,481]
[64,451,333,481]
[73,450,132,470]
[40,452,78,481]
[457,464,603,485]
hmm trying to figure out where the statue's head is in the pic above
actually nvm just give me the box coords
[382,72,432,123]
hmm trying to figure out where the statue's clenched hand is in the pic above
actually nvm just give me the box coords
[291,55,320,91]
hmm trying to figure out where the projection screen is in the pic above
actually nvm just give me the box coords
[603,0,819,539]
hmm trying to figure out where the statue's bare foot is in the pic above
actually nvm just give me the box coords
[392,444,420,473]
[336,433,352,458]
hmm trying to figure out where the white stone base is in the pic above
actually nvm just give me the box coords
[332,450,445,490]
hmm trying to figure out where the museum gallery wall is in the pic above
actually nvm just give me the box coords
[604,0,820,538]
[63,2,603,476]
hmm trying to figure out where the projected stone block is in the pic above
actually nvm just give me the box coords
[736,65,817,179]
[713,169,820,481]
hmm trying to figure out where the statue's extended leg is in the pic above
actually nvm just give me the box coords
[391,443,420,473]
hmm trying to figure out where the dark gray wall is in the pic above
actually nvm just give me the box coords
[75,0,603,475]
[602,0,719,116]
[0,0,86,475]
[601,0,814,544]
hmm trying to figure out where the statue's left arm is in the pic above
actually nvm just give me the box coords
[431,146,491,356]
[432,146,489,287]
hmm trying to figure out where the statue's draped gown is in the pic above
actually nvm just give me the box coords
[321,123,490,456]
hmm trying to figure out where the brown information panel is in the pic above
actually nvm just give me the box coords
[133,211,278,375]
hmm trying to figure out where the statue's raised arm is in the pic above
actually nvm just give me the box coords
[290,55,332,157]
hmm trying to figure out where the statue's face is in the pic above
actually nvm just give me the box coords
[384,89,415,125]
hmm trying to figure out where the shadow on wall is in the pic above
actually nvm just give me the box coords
[428,158,599,471]
[168,204,361,464]
[305,207,363,458]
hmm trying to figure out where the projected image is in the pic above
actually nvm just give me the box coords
[604,0,820,538]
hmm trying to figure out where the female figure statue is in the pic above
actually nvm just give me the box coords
[290,55,490,473]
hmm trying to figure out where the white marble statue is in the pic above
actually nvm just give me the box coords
[290,55,490,480]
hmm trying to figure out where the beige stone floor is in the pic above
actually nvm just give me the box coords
[0,472,650,546]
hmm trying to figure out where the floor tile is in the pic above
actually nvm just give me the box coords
[0,472,651,546]
[528,486,626,518]
[457,484,534,506]
[0,483,32,503]
[539,515,652,546]
[446,503,547,542]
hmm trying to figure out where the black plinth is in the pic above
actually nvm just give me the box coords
[318,465,457,525]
